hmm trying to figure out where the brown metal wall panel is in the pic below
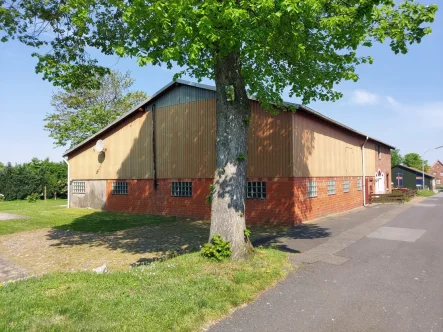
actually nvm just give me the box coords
[155,99,217,178]
[247,101,293,177]
[292,111,376,177]
[70,98,293,180]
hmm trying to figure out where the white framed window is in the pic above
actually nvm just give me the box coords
[112,181,128,195]
[308,180,317,198]
[343,180,350,193]
[246,181,266,199]
[72,181,85,194]
[433,172,437,176]
[440,172,443,176]
[437,179,441,185]
[327,180,336,195]
[357,178,362,191]
[171,182,192,197]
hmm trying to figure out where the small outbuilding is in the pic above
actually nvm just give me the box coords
[391,164,435,191]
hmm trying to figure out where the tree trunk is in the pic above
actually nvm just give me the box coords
[210,51,253,261]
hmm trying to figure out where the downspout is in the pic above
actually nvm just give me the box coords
[361,136,369,206]
[63,157,70,208]
[151,104,158,189]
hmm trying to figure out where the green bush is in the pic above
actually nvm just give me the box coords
[417,190,435,197]
[0,194,4,201]
[200,235,232,261]
[26,193,40,203]
[0,158,67,201]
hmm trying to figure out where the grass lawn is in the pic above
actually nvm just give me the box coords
[0,199,177,235]
[417,190,435,197]
[0,199,290,274]
[0,249,288,331]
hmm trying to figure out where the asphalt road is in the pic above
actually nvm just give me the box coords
[211,194,443,332]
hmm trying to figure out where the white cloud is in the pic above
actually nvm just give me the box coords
[351,89,380,105]
[385,96,443,129]
[386,96,402,110]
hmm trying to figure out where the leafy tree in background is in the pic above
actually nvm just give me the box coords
[44,71,148,148]
[0,158,67,200]
[1,0,437,259]
[403,152,430,173]
[391,149,404,167]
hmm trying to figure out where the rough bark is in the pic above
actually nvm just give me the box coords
[210,51,253,261]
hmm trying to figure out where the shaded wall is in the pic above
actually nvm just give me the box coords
[391,166,433,190]
[70,180,106,209]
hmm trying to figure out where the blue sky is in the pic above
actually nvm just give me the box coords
[0,3,442,166]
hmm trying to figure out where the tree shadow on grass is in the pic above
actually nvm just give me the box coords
[47,211,331,268]
[48,211,211,261]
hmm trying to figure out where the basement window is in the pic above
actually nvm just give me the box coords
[357,178,363,191]
[327,180,336,195]
[246,182,266,199]
[112,181,128,195]
[171,182,192,197]
[72,181,85,194]
[343,180,350,193]
[307,180,317,198]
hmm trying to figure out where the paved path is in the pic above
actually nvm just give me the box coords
[211,195,443,332]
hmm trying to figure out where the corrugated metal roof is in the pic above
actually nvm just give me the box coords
[393,164,435,178]
[63,79,395,156]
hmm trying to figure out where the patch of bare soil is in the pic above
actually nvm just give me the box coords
[0,220,210,274]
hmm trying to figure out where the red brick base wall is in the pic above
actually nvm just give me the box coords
[106,179,212,220]
[105,176,370,225]
[293,177,366,222]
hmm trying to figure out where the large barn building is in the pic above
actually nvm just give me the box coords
[63,80,394,225]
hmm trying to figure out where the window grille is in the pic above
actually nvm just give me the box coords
[72,181,85,194]
[357,178,362,191]
[112,181,128,195]
[171,182,192,197]
[327,180,336,195]
[343,180,350,193]
[308,180,317,198]
[246,182,266,199]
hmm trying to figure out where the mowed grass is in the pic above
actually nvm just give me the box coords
[417,190,436,197]
[0,249,288,332]
[0,199,177,235]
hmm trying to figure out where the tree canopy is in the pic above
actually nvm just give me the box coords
[0,158,67,200]
[0,0,437,106]
[391,149,404,167]
[403,152,430,172]
[44,70,148,148]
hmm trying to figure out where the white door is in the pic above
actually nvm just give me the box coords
[375,169,385,194]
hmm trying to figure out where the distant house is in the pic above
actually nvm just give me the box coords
[430,160,443,187]
[64,80,394,225]
[391,164,435,190]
